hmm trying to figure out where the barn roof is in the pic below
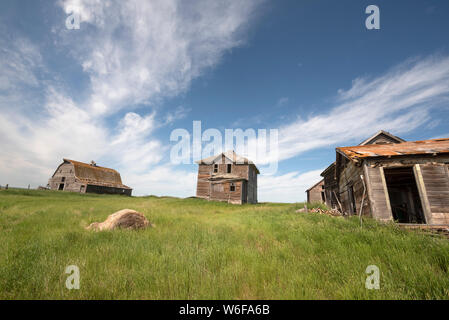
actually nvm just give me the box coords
[196,150,260,174]
[358,130,405,146]
[62,159,132,189]
[306,179,324,192]
[336,138,449,162]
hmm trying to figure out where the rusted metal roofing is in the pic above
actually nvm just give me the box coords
[63,159,132,189]
[336,138,449,161]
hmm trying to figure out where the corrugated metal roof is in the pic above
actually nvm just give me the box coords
[64,159,132,189]
[337,138,449,161]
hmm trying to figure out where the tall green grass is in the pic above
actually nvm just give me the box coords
[0,189,448,299]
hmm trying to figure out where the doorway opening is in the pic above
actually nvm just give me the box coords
[58,183,64,190]
[384,167,426,224]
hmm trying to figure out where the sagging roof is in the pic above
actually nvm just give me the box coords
[196,150,260,174]
[336,138,449,162]
[62,159,132,189]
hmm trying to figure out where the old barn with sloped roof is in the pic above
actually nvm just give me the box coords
[333,138,449,225]
[195,151,259,204]
[48,159,132,196]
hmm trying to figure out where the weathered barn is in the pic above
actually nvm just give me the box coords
[306,179,325,203]
[48,159,132,196]
[195,151,259,204]
[329,138,449,225]
[319,130,405,207]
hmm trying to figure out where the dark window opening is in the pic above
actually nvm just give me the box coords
[58,184,64,190]
[321,191,325,202]
[348,185,357,214]
[384,167,426,224]
[61,177,65,182]
[213,164,218,173]
[230,183,236,192]
[227,164,232,173]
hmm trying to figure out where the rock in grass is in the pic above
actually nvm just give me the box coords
[87,209,151,231]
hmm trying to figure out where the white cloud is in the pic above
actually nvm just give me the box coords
[252,56,449,166]
[259,169,323,203]
[0,0,264,193]
[58,0,264,115]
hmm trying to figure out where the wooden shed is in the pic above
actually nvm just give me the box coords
[306,179,325,203]
[48,159,132,196]
[195,151,259,204]
[320,130,405,209]
[333,138,449,225]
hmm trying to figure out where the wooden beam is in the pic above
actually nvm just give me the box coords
[413,164,433,225]
[379,167,393,220]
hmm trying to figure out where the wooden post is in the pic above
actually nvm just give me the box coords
[379,167,393,220]
[413,164,433,225]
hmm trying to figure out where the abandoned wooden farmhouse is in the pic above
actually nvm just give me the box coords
[48,159,132,196]
[308,131,405,205]
[311,131,449,225]
[195,151,259,204]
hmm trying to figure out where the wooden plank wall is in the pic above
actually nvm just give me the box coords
[419,164,449,225]
[363,165,392,221]
[196,164,211,198]
[338,162,370,216]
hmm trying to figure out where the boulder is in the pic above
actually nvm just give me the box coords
[87,209,151,231]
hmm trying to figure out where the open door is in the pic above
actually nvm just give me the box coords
[383,167,426,224]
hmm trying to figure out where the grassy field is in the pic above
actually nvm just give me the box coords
[0,189,448,300]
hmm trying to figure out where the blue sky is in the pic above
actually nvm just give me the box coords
[1,0,449,202]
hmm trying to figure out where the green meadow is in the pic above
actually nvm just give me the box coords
[0,189,448,299]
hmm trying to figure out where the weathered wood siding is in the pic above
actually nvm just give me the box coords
[247,165,257,204]
[337,161,370,216]
[209,180,243,204]
[48,163,85,193]
[363,165,393,221]
[322,165,338,208]
[307,180,324,203]
[196,164,212,199]
[418,164,449,225]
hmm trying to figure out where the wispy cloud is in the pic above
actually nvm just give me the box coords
[0,0,264,191]
[276,97,289,107]
[255,55,449,165]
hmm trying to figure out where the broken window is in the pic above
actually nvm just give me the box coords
[227,164,232,173]
[61,177,65,182]
[213,164,218,173]
[230,183,236,192]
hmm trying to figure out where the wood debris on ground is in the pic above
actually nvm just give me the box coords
[296,207,343,217]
